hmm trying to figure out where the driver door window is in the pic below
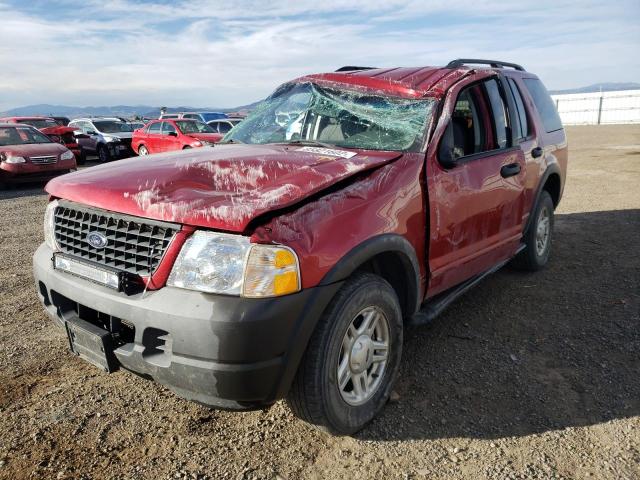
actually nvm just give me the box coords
[440,78,510,163]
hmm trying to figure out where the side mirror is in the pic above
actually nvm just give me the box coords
[86,130,97,135]
[438,121,458,169]
[167,131,178,137]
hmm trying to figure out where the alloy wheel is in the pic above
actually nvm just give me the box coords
[337,306,390,406]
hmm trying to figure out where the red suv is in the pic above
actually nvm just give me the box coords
[34,59,567,434]
[132,119,223,156]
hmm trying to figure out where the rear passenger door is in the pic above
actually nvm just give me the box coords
[426,74,527,295]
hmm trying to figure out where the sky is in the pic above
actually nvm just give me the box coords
[0,0,638,111]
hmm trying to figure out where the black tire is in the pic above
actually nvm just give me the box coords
[513,190,554,271]
[183,145,192,150]
[287,273,403,435]
[76,148,86,165]
[97,144,111,163]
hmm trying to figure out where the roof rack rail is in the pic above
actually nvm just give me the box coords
[446,59,525,71]
[335,66,377,72]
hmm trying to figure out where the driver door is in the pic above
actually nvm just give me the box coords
[426,73,527,296]
[160,121,181,152]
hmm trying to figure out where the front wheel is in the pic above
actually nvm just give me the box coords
[97,144,111,163]
[287,273,403,434]
[138,145,149,156]
[513,190,555,271]
[76,148,86,165]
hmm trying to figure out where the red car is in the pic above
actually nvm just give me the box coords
[35,59,567,434]
[132,119,223,155]
[0,117,84,164]
[0,123,76,188]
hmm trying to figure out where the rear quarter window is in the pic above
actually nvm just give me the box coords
[523,78,563,133]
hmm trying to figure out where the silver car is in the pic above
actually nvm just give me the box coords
[69,118,135,162]
[206,118,243,134]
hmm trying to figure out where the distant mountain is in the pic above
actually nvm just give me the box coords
[0,101,262,119]
[549,82,640,95]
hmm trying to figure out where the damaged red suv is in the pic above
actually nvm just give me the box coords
[34,59,567,434]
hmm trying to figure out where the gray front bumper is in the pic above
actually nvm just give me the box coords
[33,243,340,409]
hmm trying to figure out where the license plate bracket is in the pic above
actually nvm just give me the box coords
[65,317,119,373]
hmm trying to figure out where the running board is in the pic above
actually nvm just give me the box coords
[409,245,525,327]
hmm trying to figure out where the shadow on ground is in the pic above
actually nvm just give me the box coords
[361,209,640,441]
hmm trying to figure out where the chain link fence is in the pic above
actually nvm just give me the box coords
[550,89,640,125]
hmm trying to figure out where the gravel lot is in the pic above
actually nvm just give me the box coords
[0,125,638,480]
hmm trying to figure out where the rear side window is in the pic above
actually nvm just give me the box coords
[148,122,161,133]
[506,78,529,140]
[523,78,563,133]
[161,122,177,135]
[484,79,508,149]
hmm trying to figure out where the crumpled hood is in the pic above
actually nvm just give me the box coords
[39,125,77,136]
[45,144,401,232]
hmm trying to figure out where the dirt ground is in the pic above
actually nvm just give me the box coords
[0,125,638,480]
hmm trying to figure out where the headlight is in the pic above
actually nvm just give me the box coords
[103,136,116,142]
[44,200,59,251]
[3,155,26,164]
[60,150,74,161]
[190,140,203,147]
[167,231,301,297]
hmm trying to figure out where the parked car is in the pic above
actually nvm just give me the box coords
[0,123,76,188]
[68,118,135,162]
[34,59,567,434]
[207,118,242,134]
[132,119,223,155]
[0,116,84,163]
[160,112,228,122]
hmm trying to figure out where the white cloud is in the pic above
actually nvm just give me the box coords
[0,0,638,110]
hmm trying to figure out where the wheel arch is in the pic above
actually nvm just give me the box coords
[318,234,422,322]
[524,163,562,234]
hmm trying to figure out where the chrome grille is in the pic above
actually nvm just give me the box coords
[53,202,179,276]
[30,155,57,164]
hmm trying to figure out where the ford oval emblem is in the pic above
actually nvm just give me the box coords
[87,232,108,249]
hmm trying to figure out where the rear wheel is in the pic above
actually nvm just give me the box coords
[97,144,111,163]
[138,145,149,156]
[513,190,554,271]
[287,273,403,434]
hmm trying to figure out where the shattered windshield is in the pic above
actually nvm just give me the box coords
[224,82,435,152]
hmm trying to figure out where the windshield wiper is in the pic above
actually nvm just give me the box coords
[286,139,336,149]
[218,138,244,144]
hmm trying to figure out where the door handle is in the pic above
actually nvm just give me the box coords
[531,147,544,158]
[500,163,521,178]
